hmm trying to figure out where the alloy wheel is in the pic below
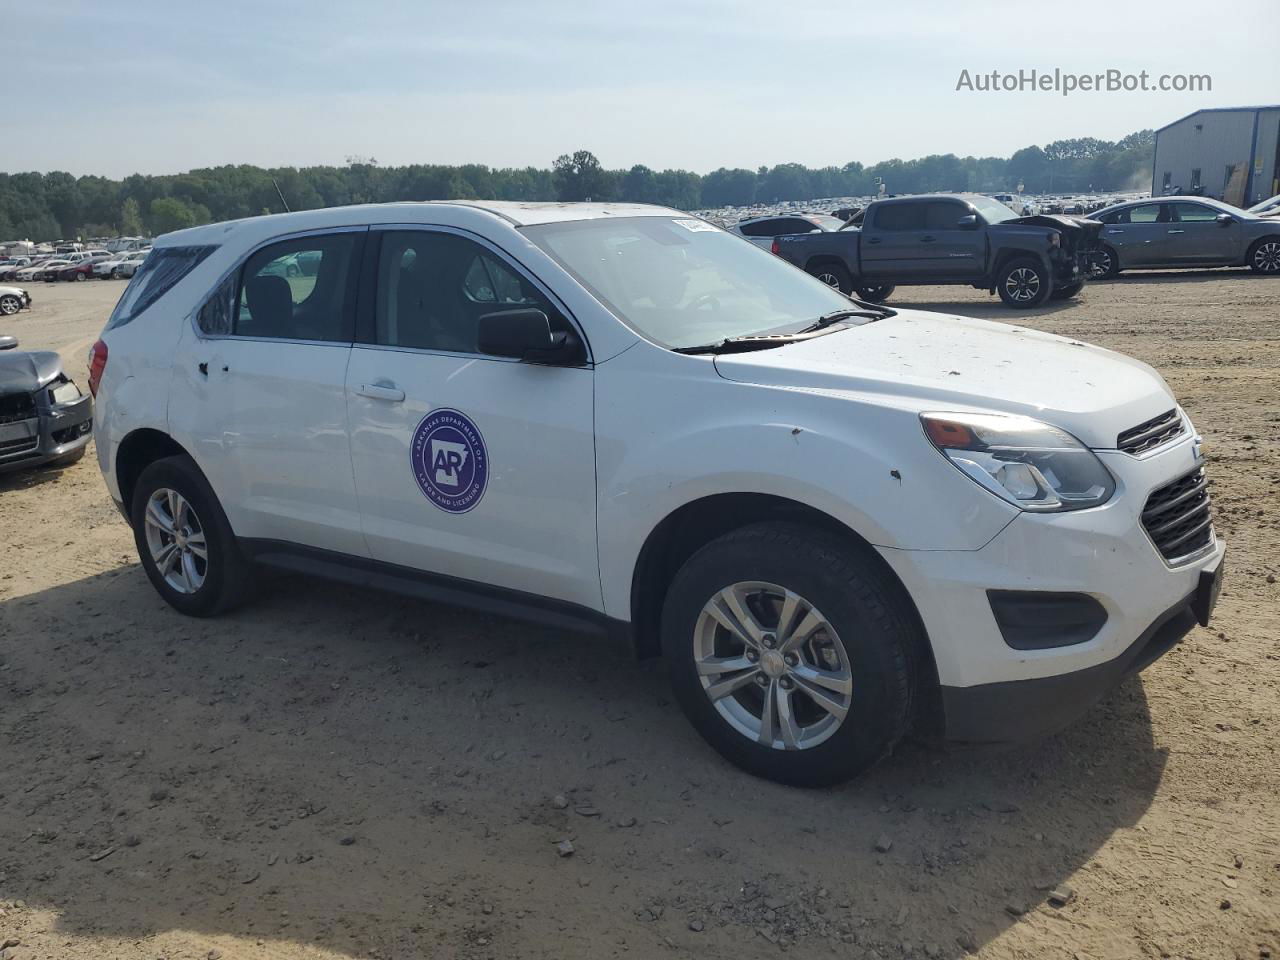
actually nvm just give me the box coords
[0,296,19,315]
[1254,241,1280,273]
[1090,250,1113,278]
[143,488,208,595]
[693,581,853,750]
[1005,267,1041,301]
[816,272,841,288]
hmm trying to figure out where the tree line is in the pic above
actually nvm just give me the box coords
[0,131,1153,242]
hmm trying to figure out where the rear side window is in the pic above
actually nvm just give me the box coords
[871,204,926,231]
[105,246,214,330]
[232,234,359,342]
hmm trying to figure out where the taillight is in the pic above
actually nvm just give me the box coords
[88,339,108,397]
[771,239,780,255]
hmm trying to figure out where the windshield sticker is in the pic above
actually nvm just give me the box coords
[671,218,718,232]
[411,408,489,514]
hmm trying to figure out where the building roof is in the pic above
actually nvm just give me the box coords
[1156,105,1280,135]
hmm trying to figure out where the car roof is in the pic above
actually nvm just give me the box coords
[152,201,688,249]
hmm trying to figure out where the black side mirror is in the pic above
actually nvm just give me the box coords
[957,214,979,229]
[478,308,584,365]
[0,335,18,350]
[1215,213,1235,226]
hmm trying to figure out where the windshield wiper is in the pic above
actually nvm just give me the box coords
[797,305,893,333]
[672,326,847,355]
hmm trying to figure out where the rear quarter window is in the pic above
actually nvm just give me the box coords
[105,246,216,330]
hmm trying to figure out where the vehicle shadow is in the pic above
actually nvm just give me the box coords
[0,565,1169,959]
[1097,267,1265,284]
[0,459,81,493]
[891,296,1083,320]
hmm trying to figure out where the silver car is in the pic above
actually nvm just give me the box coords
[1090,196,1280,278]
[730,213,849,250]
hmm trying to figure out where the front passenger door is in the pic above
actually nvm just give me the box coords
[344,228,601,609]
[1167,202,1242,264]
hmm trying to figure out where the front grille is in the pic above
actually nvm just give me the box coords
[0,434,38,460]
[1142,468,1213,561]
[0,391,37,425]
[1118,409,1185,455]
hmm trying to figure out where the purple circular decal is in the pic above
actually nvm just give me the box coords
[410,408,489,514]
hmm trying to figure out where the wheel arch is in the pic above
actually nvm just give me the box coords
[627,492,941,728]
[115,428,192,517]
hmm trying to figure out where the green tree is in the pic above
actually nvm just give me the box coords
[119,197,143,235]
[553,150,612,202]
[149,197,197,234]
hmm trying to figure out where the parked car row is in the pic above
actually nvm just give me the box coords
[0,247,151,283]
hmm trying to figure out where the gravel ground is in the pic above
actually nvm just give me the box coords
[1,273,1277,960]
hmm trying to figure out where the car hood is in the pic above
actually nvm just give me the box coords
[0,284,25,296]
[0,349,63,392]
[712,310,1174,449]
[1003,213,1103,243]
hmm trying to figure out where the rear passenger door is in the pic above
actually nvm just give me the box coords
[1102,203,1168,266]
[861,203,929,280]
[343,227,600,609]
[169,228,369,557]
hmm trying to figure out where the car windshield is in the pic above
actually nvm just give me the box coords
[808,215,846,231]
[969,196,1019,223]
[521,216,867,350]
[1247,195,1280,213]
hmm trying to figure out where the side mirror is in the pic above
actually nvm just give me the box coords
[0,335,18,350]
[957,214,979,230]
[1215,213,1235,226]
[478,308,584,365]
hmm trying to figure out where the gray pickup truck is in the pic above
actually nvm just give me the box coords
[770,193,1102,309]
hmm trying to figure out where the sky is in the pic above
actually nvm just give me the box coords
[9,0,1280,179]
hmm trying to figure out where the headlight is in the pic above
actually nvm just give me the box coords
[922,412,1115,512]
[50,379,82,404]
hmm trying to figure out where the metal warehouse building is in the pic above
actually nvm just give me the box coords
[1152,105,1279,206]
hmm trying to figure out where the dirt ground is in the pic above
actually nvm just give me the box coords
[1,273,1277,960]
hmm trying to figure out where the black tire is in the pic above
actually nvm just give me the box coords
[806,261,852,294]
[854,284,895,303]
[1050,280,1085,300]
[74,271,86,281]
[1091,245,1120,280]
[996,257,1053,308]
[1247,237,1280,275]
[660,522,917,787]
[130,455,253,617]
[0,294,21,316]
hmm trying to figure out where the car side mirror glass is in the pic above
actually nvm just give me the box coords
[478,308,583,365]
[0,335,18,350]
[957,214,979,229]
[1215,213,1234,226]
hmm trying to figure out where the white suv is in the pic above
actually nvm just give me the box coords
[90,201,1224,786]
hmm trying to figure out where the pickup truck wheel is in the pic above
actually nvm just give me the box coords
[1091,245,1120,280]
[1050,280,1085,300]
[661,522,916,787]
[997,258,1052,308]
[1247,238,1280,274]
[855,284,895,304]
[806,262,852,294]
[130,455,254,617]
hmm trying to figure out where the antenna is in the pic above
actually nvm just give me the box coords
[272,178,291,213]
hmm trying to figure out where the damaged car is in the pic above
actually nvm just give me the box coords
[0,335,94,473]
[771,193,1102,307]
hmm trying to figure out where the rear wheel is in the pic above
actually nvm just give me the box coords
[854,284,895,303]
[661,522,917,786]
[1248,238,1280,274]
[130,455,253,617]
[996,257,1052,308]
[1050,280,1085,300]
[806,262,852,295]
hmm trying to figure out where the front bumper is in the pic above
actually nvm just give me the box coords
[0,393,93,474]
[875,429,1225,741]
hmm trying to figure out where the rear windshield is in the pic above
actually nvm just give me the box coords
[105,245,215,330]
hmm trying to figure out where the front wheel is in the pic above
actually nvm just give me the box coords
[806,262,852,295]
[131,455,253,617]
[0,294,21,315]
[661,522,917,786]
[1248,238,1280,274]
[1050,280,1085,300]
[996,257,1053,308]
[854,284,895,303]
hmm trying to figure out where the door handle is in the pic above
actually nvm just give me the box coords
[1106,229,1124,234]
[867,237,882,244]
[1167,229,1185,234]
[920,236,937,243]
[357,382,405,402]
